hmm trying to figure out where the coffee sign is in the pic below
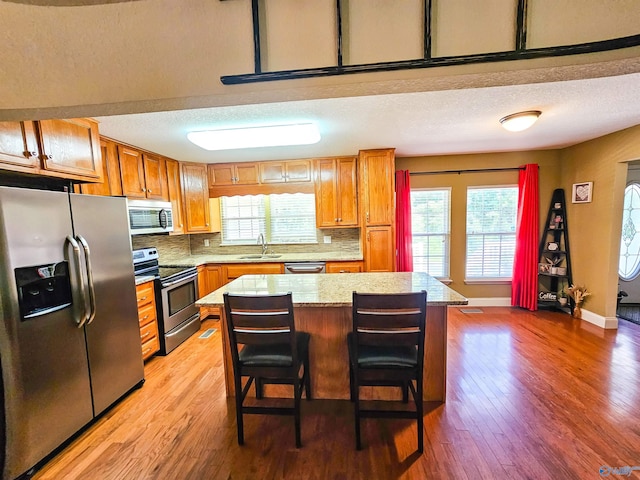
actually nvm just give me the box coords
[539,291,557,301]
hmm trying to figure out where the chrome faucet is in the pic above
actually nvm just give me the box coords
[257,233,268,255]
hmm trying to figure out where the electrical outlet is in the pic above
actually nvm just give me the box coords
[204,239,210,247]
[323,235,331,244]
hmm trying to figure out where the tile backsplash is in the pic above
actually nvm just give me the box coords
[131,228,361,263]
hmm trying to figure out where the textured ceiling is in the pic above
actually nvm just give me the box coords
[95,72,640,164]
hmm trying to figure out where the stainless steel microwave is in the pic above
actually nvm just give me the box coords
[127,199,174,235]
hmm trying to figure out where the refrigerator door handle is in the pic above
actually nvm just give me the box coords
[66,235,90,327]
[77,235,97,325]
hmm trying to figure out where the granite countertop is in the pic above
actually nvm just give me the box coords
[135,275,156,285]
[158,251,363,267]
[196,272,468,307]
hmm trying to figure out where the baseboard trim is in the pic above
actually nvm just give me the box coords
[466,297,512,307]
[581,308,618,329]
[462,300,619,329]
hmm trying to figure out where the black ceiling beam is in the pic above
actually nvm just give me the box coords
[221,33,640,85]
[516,0,528,51]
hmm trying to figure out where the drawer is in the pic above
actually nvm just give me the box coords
[140,321,158,345]
[224,263,283,281]
[326,261,363,273]
[141,335,160,361]
[138,302,157,328]
[136,281,155,308]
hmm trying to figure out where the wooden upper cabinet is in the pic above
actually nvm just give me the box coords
[0,118,103,182]
[208,163,259,186]
[80,138,123,196]
[119,145,146,198]
[118,145,169,200]
[359,149,395,226]
[0,121,40,171]
[37,118,102,181]
[141,153,169,201]
[260,160,312,183]
[314,156,358,228]
[166,159,185,234]
[182,162,211,233]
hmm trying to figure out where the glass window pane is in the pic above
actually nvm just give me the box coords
[619,183,640,280]
[220,193,316,245]
[411,189,450,277]
[465,186,517,279]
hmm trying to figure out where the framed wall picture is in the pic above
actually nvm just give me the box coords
[572,182,593,203]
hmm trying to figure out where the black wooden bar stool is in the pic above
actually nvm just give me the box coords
[347,290,427,453]
[223,292,311,448]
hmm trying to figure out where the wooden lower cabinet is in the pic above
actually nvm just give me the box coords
[326,261,363,273]
[136,280,160,361]
[364,226,395,272]
[223,263,284,283]
[198,264,223,319]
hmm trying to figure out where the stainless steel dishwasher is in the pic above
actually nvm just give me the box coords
[284,262,326,274]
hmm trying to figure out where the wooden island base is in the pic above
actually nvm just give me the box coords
[220,305,448,402]
[199,272,467,403]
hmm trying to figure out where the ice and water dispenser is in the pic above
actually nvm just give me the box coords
[14,262,73,320]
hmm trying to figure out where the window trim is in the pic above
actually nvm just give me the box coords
[464,184,518,281]
[219,193,317,246]
[410,187,451,279]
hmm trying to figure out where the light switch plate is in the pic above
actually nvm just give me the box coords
[323,236,331,244]
[204,239,210,247]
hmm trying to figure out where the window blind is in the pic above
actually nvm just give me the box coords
[411,188,450,277]
[269,193,317,244]
[220,193,317,245]
[220,195,266,245]
[466,186,517,278]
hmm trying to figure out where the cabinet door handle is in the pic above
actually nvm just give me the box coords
[42,154,53,160]
[148,189,152,193]
[138,296,147,301]
[141,331,151,340]
[338,218,342,222]
[23,150,37,158]
[366,213,369,223]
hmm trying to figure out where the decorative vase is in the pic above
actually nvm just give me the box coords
[573,305,582,319]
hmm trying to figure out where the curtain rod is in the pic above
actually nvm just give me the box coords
[409,167,525,176]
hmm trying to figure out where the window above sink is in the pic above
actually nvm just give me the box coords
[220,193,317,246]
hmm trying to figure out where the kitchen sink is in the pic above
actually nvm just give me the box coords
[238,254,282,259]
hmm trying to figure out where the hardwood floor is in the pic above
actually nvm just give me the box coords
[32,308,640,479]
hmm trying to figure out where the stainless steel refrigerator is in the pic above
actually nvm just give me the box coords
[0,186,145,480]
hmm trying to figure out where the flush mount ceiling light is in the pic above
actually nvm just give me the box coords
[187,123,320,150]
[499,110,542,132]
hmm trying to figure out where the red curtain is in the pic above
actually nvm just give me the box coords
[395,170,413,272]
[511,164,539,310]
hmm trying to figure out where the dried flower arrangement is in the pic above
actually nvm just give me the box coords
[565,284,591,306]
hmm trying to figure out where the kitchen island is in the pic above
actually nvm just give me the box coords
[197,272,468,402]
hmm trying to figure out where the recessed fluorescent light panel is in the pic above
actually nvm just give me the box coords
[187,123,321,151]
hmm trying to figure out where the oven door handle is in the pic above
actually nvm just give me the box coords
[162,272,198,288]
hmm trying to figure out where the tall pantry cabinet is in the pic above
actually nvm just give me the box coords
[359,148,396,272]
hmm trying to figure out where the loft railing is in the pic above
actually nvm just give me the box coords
[220,0,640,85]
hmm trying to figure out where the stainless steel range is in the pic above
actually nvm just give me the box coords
[133,248,200,355]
